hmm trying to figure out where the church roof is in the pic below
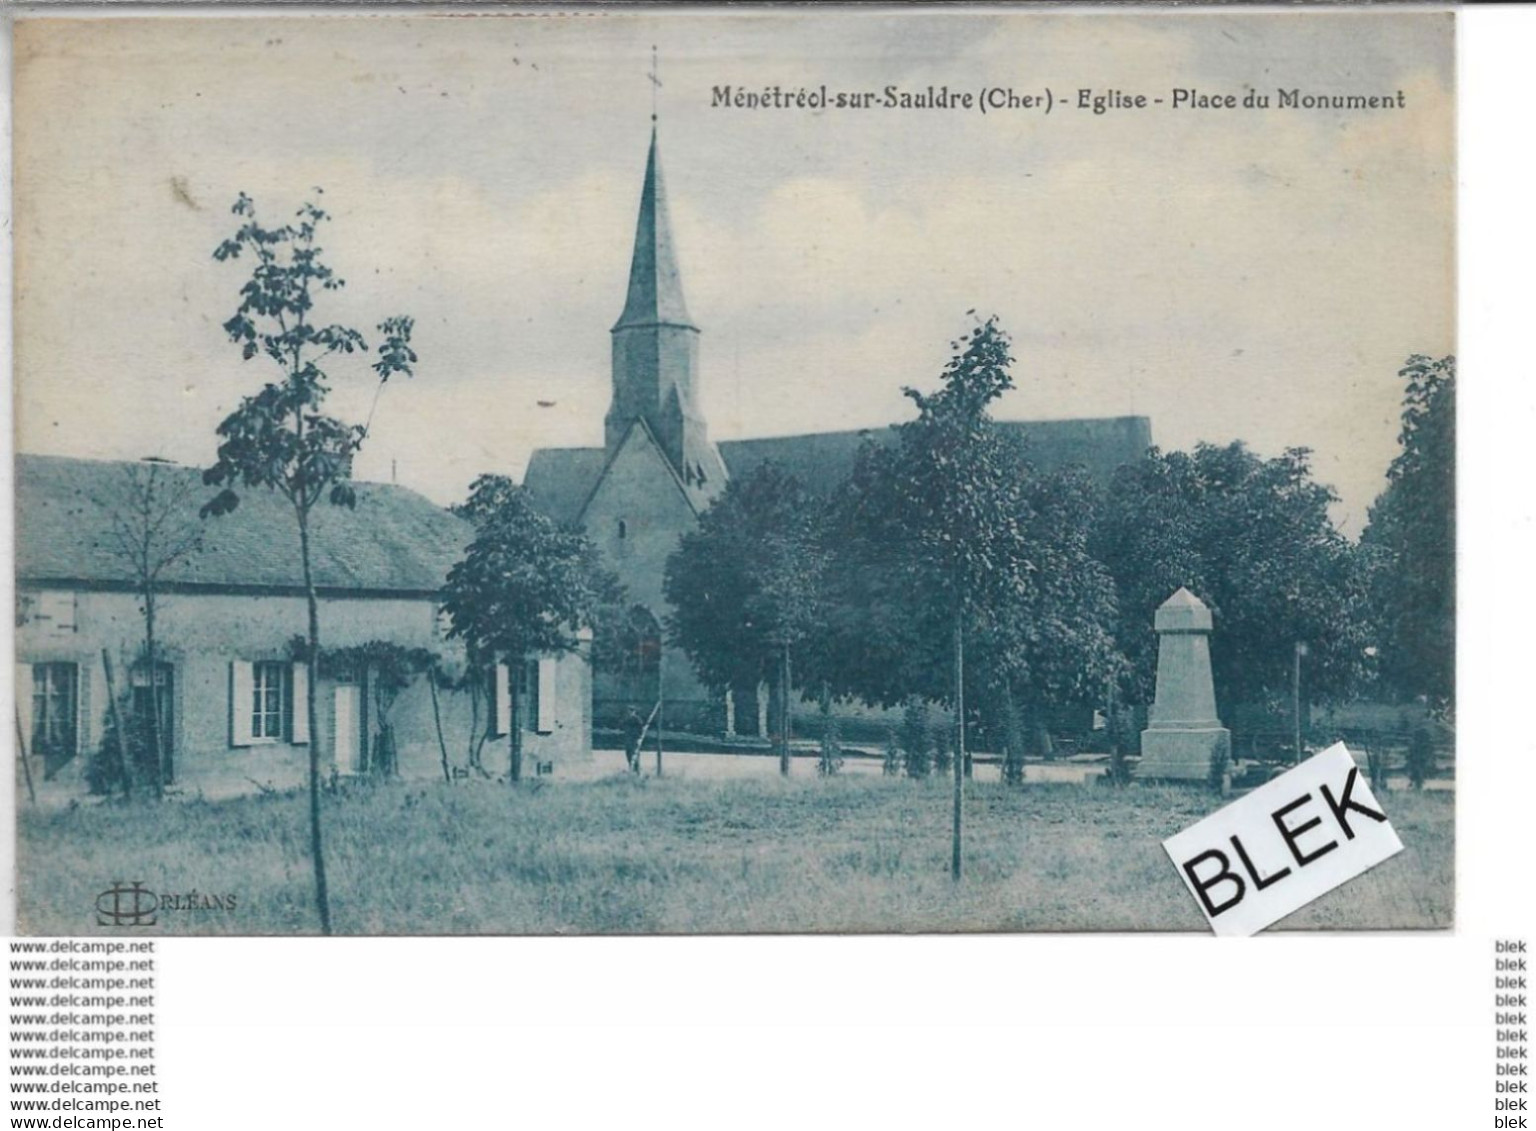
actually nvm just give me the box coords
[15,453,471,594]
[612,129,695,333]
[522,415,1154,526]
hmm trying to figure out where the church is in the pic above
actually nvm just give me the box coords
[522,129,1154,737]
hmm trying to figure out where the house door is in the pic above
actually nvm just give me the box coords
[334,684,362,774]
[131,663,174,783]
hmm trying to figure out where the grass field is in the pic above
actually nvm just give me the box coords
[15,773,1453,935]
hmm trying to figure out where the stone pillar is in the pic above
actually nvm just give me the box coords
[1138,588,1231,782]
[723,688,736,737]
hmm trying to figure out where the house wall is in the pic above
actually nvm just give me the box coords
[14,585,591,797]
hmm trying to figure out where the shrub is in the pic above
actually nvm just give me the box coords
[1406,728,1435,790]
[87,705,157,797]
[1207,741,1231,795]
[817,688,844,777]
[901,698,932,779]
[932,720,953,777]
[1001,696,1027,787]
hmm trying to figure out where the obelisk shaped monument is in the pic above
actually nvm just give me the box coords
[1138,588,1232,781]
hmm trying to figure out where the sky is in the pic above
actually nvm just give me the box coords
[11,11,1454,533]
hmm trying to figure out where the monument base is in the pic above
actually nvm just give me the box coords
[1137,726,1231,782]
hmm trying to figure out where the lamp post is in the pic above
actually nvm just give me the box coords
[1293,641,1309,765]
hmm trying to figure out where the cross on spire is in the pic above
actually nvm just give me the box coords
[647,44,661,123]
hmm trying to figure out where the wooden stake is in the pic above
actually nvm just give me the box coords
[15,709,36,806]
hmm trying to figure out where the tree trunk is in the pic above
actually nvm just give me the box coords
[952,613,964,882]
[101,650,132,801]
[297,514,333,936]
[428,670,452,784]
[144,594,164,800]
[778,644,792,777]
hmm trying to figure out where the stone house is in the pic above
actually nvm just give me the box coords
[14,453,591,798]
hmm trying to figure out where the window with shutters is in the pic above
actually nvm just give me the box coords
[251,662,286,741]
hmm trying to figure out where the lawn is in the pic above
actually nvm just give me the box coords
[15,773,1453,935]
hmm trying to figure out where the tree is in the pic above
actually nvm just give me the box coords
[830,315,1036,880]
[968,465,1119,764]
[1361,355,1455,711]
[203,190,419,935]
[440,475,620,782]
[664,462,828,776]
[100,461,204,798]
[1094,442,1370,717]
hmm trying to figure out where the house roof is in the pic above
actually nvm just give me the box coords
[14,453,471,594]
[522,415,1154,526]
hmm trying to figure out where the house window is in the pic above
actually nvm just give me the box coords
[31,663,78,770]
[252,661,286,741]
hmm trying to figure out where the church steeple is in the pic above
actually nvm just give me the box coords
[605,128,726,505]
[613,129,695,334]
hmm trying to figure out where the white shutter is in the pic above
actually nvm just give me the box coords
[229,661,254,747]
[536,657,557,734]
[289,662,310,745]
[15,663,34,757]
[493,663,511,737]
[38,592,75,634]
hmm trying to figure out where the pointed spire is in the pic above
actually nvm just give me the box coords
[613,128,695,332]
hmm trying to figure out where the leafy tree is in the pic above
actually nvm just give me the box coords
[664,462,828,776]
[203,190,419,934]
[441,475,620,782]
[1094,442,1369,716]
[100,461,204,798]
[829,316,1035,878]
[968,465,1119,758]
[1361,355,1455,710]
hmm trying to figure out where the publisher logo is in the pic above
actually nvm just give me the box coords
[92,882,238,927]
[94,882,158,927]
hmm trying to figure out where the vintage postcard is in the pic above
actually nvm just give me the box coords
[9,9,1454,935]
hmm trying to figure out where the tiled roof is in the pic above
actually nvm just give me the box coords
[15,453,470,593]
[522,416,1153,524]
[522,447,611,527]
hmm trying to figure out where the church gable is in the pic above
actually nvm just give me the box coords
[579,419,703,616]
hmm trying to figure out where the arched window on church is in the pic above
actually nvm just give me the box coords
[617,519,627,540]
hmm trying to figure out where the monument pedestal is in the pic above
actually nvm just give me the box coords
[1137,588,1231,785]
[1138,725,1231,782]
